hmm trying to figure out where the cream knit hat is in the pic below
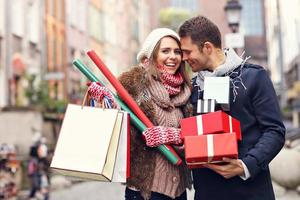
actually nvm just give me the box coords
[136,28,180,63]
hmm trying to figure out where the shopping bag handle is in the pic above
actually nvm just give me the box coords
[81,88,113,109]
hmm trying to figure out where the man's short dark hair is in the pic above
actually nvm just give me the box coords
[178,16,222,49]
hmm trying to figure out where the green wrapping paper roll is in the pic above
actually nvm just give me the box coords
[72,59,182,165]
[73,59,145,130]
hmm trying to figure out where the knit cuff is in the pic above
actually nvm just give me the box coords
[142,126,182,147]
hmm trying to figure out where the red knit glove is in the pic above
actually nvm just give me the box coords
[87,82,118,108]
[142,126,182,147]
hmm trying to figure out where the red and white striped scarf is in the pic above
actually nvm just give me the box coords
[158,65,184,96]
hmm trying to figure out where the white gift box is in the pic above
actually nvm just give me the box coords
[203,76,230,111]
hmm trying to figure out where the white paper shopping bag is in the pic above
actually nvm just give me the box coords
[50,104,123,181]
[112,111,130,182]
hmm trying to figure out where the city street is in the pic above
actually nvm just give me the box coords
[48,180,299,200]
[49,181,194,200]
[46,179,300,200]
[50,182,125,200]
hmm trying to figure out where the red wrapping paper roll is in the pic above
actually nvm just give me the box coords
[87,50,153,127]
[87,50,182,165]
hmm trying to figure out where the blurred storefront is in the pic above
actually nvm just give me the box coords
[265,0,300,109]
[286,55,300,127]
[0,0,44,108]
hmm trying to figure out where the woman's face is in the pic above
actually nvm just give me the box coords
[155,37,182,75]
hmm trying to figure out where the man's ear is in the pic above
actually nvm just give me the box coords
[203,42,214,55]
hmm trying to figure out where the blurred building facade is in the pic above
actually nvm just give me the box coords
[87,0,104,82]
[45,0,67,100]
[151,0,267,71]
[240,0,267,68]
[65,0,89,103]
[0,0,44,108]
[147,0,170,30]
[0,0,151,109]
[265,0,300,127]
[197,0,267,68]
[3,0,293,120]
[0,0,5,107]
[170,0,199,12]
[197,0,232,46]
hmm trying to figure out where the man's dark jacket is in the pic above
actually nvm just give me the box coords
[191,63,286,200]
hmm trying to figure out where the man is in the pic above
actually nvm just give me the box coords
[178,16,285,200]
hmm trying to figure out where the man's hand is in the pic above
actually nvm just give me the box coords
[203,158,245,179]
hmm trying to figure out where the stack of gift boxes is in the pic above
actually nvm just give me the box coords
[180,77,242,169]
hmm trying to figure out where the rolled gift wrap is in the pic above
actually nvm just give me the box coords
[73,59,182,165]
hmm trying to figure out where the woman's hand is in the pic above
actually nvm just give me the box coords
[142,126,182,147]
[87,82,119,108]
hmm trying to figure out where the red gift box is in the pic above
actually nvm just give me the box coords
[180,111,242,140]
[184,133,238,166]
[187,163,205,169]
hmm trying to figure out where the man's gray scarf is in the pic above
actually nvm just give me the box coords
[195,48,250,102]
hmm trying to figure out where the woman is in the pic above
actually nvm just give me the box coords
[88,28,192,200]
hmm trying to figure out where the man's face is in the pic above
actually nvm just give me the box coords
[180,36,209,72]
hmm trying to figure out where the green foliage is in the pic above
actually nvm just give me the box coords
[25,74,67,113]
[282,104,292,120]
[159,8,192,30]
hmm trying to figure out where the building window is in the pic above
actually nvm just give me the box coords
[297,64,300,81]
[88,5,102,42]
[297,20,300,52]
[171,0,198,12]
[60,41,65,70]
[57,0,65,22]
[0,37,2,63]
[29,42,38,59]
[131,20,139,42]
[11,0,24,36]
[98,11,104,42]
[240,0,264,36]
[48,0,55,16]
[52,38,57,70]
[132,0,138,9]
[12,34,22,53]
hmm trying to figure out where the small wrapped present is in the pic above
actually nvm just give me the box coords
[203,76,230,111]
[180,111,242,140]
[184,133,238,166]
[197,99,216,114]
